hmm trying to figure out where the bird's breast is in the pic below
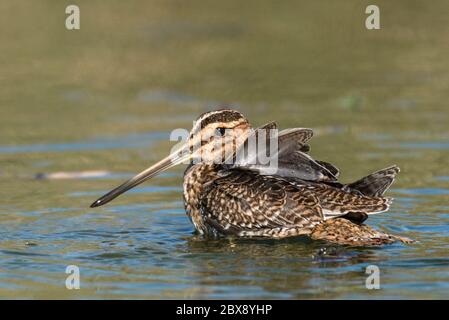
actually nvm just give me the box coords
[183,164,222,234]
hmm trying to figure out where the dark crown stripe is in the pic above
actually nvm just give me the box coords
[199,110,244,128]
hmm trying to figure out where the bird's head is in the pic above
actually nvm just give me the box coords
[187,109,251,164]
[90,108,251,207]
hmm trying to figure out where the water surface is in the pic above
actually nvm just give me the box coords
[0,1,448,299]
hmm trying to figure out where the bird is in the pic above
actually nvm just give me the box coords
[90,108,414,246]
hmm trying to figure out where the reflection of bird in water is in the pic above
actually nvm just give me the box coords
[90,108,413,246]
[182,236,386,298]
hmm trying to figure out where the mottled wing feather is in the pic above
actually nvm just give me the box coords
[299,144,311,153]
[201,170,323,238]
[316,186,391,215]
[288,179,393,218]
[277,128,341,180]
[233,125,338,182]
[278,128,314,147]
[196,167,406,242]
[276,151,338,182]
[315,160,340,178]
[259,121,278,130]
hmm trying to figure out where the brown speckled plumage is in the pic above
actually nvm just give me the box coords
[180,110,413,246]
[200,170,323,237]
[183,165,413,245]
[310,218,414,246]
[91,109,414,246]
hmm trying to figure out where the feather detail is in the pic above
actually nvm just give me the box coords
[311,218,414,246]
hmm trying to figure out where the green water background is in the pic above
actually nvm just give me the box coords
[0,1,448,299]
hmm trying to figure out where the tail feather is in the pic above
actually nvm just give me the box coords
[310,165,411,245]
[345,165,400,197]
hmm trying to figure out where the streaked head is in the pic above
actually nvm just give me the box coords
[188,109,250,164]
[90,108,251,207]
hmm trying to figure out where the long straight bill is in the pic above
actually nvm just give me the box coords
[90,144,190,207]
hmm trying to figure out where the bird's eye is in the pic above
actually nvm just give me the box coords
[216,127,226,136]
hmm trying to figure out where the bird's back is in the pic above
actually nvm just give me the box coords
[182,166,411,245]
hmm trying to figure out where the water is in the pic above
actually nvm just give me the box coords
[0,0,448,299]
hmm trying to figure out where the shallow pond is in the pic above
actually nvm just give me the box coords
[0,1,448,299]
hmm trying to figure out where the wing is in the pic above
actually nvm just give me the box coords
[276,150,338,181]
[276,128,339,180]
[232,125,339,182]
[200,170,323,237]
[287,179,393,220]
[316,160,340,178]
[278,127,313,152]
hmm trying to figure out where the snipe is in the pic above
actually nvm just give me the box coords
[90,109,413,246]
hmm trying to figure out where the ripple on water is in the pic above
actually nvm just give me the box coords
[392,188,449,196]
[1,150,448,299]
